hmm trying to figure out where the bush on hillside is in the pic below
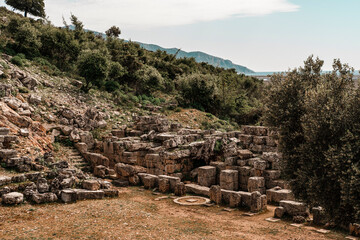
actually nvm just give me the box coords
[76,49,109,92]
[264,56,360,225]
[177,73,220,113]
[134,65,164,95]
[11,55,23,66]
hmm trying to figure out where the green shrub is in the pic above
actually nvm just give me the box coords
[11,55,23,66]
[177,73,220,114]
[151,98,161,105]
[16,53,25,59]
[105,80,120,92]
[264,56,360,225]
[33,57,61,76]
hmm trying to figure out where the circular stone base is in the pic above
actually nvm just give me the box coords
[173,196,211,206]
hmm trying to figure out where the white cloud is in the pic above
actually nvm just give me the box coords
[42,0,299,31]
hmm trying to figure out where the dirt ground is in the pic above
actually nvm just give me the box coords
[0,187,347,240]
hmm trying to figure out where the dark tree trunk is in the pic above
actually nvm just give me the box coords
[24,11,27,17]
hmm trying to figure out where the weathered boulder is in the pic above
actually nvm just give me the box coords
[19,128,30,137]
[61,108,75,119]
[60,177,75,189]
[2,192,24,205]
[21,76,39,90]
[28,94,42,104]
[4,97,21,110]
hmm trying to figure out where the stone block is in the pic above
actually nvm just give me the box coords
[11,175,27,183]
[238,191,252,208]
[210,185,222,204]
[264,170,281,180]
[280,200,309,217]
[220,170,238,191]
[198,166,216,187]
[237,150,253,160]
[61,189,77,203]
[266,188,294,204]
[115,163,136,177]
[250,191,262,212]
[158,178,170,193]
[253,136,267,145]
[112,179,129,187]
[74,189,105,201]
[31,193,58,204]
[103,189,119,198]
[185,184,210,197]
[82,180,100,191]
[129,175,140,185]
[229,192,241,208]
[174,182,186,196]
[247,177,265,194]
[274,206,285,218]
[254,160,267,171]
[312,207,326,225]
[260,194,267,210]
[158,175,180,191]
[143,175,158,189]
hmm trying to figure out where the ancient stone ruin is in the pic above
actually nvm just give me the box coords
[0,127,118,205]
[69,115,307,215]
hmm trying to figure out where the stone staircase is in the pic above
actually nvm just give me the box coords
[67,146,90,172]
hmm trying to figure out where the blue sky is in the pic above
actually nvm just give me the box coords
[1,0,359,72]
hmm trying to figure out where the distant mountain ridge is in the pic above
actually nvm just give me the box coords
[72,26,254,74]
[137,42,254,74]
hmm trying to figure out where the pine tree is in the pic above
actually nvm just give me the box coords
[5,0,45,18]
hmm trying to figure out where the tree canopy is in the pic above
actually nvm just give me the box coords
[5,0,45,18]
